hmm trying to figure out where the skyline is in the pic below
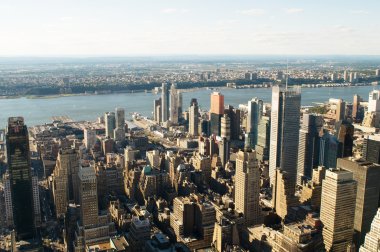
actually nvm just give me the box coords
[1,0,380,56]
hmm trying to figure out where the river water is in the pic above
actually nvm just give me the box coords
[0,85,376,127]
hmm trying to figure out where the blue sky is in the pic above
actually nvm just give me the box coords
[0,0,379,56]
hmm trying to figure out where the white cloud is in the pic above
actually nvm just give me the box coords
[161,8,189,14]
[285,8,304,14]
[161,8,177,14]
[349,10,369,14]
[59,16,73,21]
[236,9,266,16]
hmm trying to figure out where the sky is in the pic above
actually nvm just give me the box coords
[0,0,380,56]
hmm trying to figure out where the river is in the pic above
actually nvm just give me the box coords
[0,85,377,127]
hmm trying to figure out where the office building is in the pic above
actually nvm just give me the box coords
[126,216,150,252]
[335,120,354,157]
[6,117,35,240]
[189,98,199,136]
[105,112,116,138]
[368,90,380,113]
[234,150,261,226]
[255,116,270,162]
[154,98,162,123]
[328,98,346,122]
[161,83,170,122]
[320,169,356,252]
[319,132,342,169]
[246,98,263,149]
[225,105,241,140]
[274,170,298,220]
[362,135,380,163]
[170,83,180,124]
[344,70,349,82]
[297,114,323,184]
[359,208,380,252]
[210,92,224,136]
[84,128,97,150]
[337,158,380,246]
[220,114,230,141]
[269,86,301,193]
[352,94,361,121]
[115,107,125,128]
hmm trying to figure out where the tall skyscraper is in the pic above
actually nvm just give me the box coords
[220,114,230,141]
[362,135,380,164]
[84,128,97,150]
[210,92,224,136]
[255,116,270,162]
[189,98,199,136]
[335,120,354,157]
[337,158,380,247]
[170,83,180,124]
[320,169,356,252]
[161,83,170,122]
[153,98,162,123]
[105,112,116,138]
[115,107,125,128]
[319,132,342,169]
[52,148,79,217]
[234,150,261,226]
[296,114,323,184]
[246,98,263,149]
[368,90,380,113]
[352,94,361,121]
[269,86,301,191]
[6,117,35,240]
[78,163,98,227]
[344,70,349,82]
[360,208,380,252]
[329,98,346,122]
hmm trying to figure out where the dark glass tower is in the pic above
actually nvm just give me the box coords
[6,117,35,240]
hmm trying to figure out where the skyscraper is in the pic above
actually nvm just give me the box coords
[368,90,380,113]
[6,117,35,240]
[337,158,380,247]
[255,116,270,162]
[246,98,263,149]
[220,114,230,141]
[234,150,261,226]
[335,120,354,157]
[153,98,162,124]
[360,208,380,252]
[84,127,97,150]
[362,135,380,164]
[115,107,125,128]
[225,106,241,141]
[269,86,301,191]
[352,94,361,121]
[210,92,224,136]
[189,98,199,136]
[161,83,170,122]
[170,83,180,124]
[296,114,323,184]
[320,169,356,252]
[319,132,342,169]
[105,112,116,138]
[52,148,79,217]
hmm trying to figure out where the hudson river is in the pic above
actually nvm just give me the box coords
[0,85,377,127]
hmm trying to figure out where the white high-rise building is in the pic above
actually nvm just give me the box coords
[368,90,380,113]
[269,86,301,201]
[189,99,199,136]
[84,128,97,150]
[360,208,380,252]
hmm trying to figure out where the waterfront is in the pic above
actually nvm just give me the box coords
[0,85,377,127]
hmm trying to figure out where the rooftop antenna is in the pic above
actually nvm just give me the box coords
[285,57,289,90]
